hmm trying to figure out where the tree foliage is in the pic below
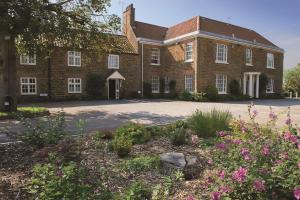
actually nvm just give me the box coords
[284,64,300,93]
[0,0,121,55]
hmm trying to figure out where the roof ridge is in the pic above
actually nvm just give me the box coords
[167,16,198,30]
[135,21,168,29]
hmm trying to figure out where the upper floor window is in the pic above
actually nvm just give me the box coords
[267,53,274,69]
[68,78,81,93]
[20,77,37,95]
[151,76,160,93]
[185,42,193,62]
[245,48,253,66]
[164,76,170,93]
[216,44,228,64]
[216,74,227,94]
[266,78,274,93]
[20,54,36,65]
[185,75,193,92]
[68,51,81,67]
[108,54,119,69]
[151,48,160,65]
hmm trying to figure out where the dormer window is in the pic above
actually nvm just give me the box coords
[185,42,193,62]
[216,43,228,64]
[267,53,274,69]
[20,54,36,65]
[151,48,160,65]
[68,51,81,67]
[245,48,253,66]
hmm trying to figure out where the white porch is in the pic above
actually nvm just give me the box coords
[243,72,261,98]
[106,71,125,100]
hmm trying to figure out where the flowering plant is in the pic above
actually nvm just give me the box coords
[206,104,300,200]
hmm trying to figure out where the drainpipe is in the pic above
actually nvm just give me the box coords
[141,43,144,97]
[194,37,198,93]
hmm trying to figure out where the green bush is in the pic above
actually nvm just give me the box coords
[229,79,241,96]
[0,106,49,120]
[170,127,187,146]
[188,109,232,138]
[121,181,152,200]
[85,73,105,98]
[205,85,219,101]
[146,126,166,137]
[119,155,161,173]
[19,112,67,148]
[115,123,151,145]
[112,136,133,158]
[191,92,208,102]
[179,90,193,101]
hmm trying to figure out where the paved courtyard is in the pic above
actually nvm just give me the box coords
[1,99,300,143]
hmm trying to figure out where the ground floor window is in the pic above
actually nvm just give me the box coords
[164,77,170,93]
[266,78,274,93]
[216,74,227,94]
[151,76,160,93]
[68,78,81,93]
[20,77,37,95]
[185,75,193,92]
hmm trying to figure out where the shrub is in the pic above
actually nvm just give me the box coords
[85,73,105,98]
[19,111,67,148]
[143,82,152,98]
[229,79,241,96]
[146,125,166,137]
[27,155,105,200]
[205,85,219,101]
[112,136,133,158]
[170,127,187,146]
[119,155,161,173]
[115,123,151,144]
[121,181,152,200]
[206,105,300,200]
[191,92,208,102]
[0,106,49,120]
[179,90,193,101]
[188,109,232,138]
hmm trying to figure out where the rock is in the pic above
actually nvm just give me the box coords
[160,152,186,168]
[184,155,202,180]
[186,156,197,166]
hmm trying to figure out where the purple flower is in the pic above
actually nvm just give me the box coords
[297,163,300,169]
[252,109,258,118]
[262,146,270,156]
[218,131,229,137]
[56,169,63,177]
[233,139,243,145]
[211,192,221,200]
[253,180,266,192]
[269,111,277,120]
[186,195,194,200]
[219,186,231,194]
[294,188,300,200]
[216,143,227,151]
[232,167,248,183]
[283,132,298,144]
[285,117,292,125]
[241,126,248,133]
[207,159,213,165]
[241,148,251,160]
[218,170,225,179]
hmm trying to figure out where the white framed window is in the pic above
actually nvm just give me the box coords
[185,75,193,92]
[266,78,274,93]
[151,48,160,65]
[245,48,253,66]
[185,42,193,62]
[20,77,37,95]
[68,51,81,67]
[151,76,160,93]
[68,78,81,93]
[216,43,228,63]
[164,76,170,93]
[20,54,36,65]
[108,54,119,69]
[267,53,274,69]
[216,74,227,94]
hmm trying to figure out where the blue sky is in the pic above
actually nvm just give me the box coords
[108,0,300,69]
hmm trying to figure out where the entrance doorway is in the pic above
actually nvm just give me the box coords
[243,72,261,98]
[106,71,125,100]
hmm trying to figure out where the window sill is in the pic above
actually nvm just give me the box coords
[68,92,82,94]
[20,63,36,66]
[150,63,160,66]
[246,64,254,66]
[266,91,274,94]
[185,60,194,63]
[21,93,37,96]
[108,67,120,69]
[68,65,81,67]
[218,92,227,95]
[215,61,229,64]
[152,91,160,94]
[266,67,275,69]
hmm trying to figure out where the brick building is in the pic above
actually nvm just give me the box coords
[14,4,284,102]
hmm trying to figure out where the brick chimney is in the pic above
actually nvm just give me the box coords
[123,4,135,35]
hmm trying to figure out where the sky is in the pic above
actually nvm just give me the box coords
[107,0,300,70]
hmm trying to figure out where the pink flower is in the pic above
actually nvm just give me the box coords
[252,109,258,118]
[285,117,292,125]
[241,148,251,161]
[280,152,289,160]
[186,195,194,200]
[241,126,248,133]
[219,186,231,194]
[283,132,298,144]
[207,159,213,165]
[298,143,300,149]
[262,146,270,156]
[211,192,221,200]
[191,135,199,145]
[233,139,242,145]
[290,135,299,144]
[269,111,277,120]
[218,170,225,179]
[297,163,300,169]
[232,167,248,183]
[218,131,229,137]
[253,180,266,192]
[216,143,227,150]
[294,188,300,200]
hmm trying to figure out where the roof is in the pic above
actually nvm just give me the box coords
[133,16,278,48]
[107,35,137,54]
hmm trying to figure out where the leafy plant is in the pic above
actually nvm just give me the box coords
[86,73,105,98]
[115,123,151,145]
[119,155,161,173]
[205,85,219,101]
[229,79,241,96]
[188,109,232,138]
[19,111,67,148]
[179,90,193,101]
[112,136,133,158]
[121,181,152,200]
[191,92,208,102]
[151,176,173,200]
[170,127,187,146]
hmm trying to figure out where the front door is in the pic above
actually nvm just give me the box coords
[115,79,120,100]
[109,79,116,99]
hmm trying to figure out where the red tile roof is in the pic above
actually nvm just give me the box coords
[133,16,278,48]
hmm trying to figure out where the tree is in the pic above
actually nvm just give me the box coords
[284,64,300,94]
[0,0,121,111]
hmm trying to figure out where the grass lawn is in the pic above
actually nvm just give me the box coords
[0,107,50,120]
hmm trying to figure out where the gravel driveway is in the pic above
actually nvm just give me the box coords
[1,99,300,143]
